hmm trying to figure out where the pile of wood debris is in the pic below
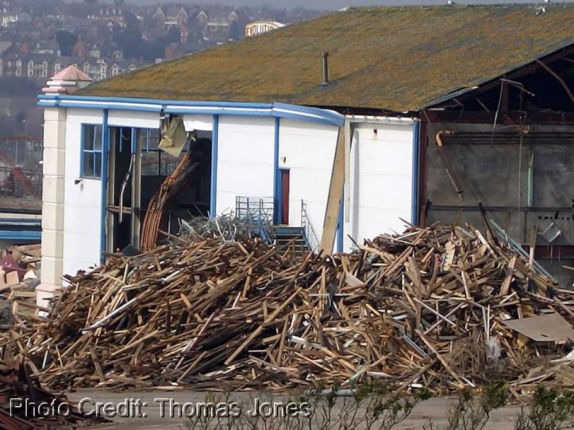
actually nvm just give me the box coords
[2,224,574,396]
[0,360,107,429]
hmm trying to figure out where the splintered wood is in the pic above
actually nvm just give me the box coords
[0,360,108,428]
[2,224,574,395]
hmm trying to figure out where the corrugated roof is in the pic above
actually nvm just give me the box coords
[78,4,574,113]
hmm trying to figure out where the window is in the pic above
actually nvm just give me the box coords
[82,124,102,178]
[141,128,189,176]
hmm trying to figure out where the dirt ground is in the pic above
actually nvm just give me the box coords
[65,389,525,429]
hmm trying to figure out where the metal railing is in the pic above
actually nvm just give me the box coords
[301,200,320,253]
[0,166,42,200]
[235,196,275,243]
[0,138,43,206]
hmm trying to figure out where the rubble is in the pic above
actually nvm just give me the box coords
[0,360,107,429]
[1,223,574,396]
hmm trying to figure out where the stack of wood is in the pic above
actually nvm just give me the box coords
[2,224,574,395]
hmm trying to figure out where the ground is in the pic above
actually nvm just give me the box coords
[64,390,525,429]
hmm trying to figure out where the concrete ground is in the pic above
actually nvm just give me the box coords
[65,389,526,429]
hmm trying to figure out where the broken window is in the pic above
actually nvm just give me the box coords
[141,129,186,176]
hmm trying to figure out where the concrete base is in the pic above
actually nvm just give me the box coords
[36,283,61,317]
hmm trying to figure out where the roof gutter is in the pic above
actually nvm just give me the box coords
[37,95,345,127]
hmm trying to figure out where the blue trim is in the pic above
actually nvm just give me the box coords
[336,194,344,253]
[0,230,41,240]
[100,110,109,261]
[37,95,345,128]
[411,121,421,225]
[271,111,340,127]
[273,102,344,124]
[273,227,303,235]
[130,127,137,153]
[0,219,41,225]
[38,94,272,108]
[210,115,219,218]
[79,123,85,178]
[273,117,280,224]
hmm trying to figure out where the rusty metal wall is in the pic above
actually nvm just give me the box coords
[424,121,574,287]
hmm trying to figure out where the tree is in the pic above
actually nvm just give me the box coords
[55,30,78,57]
[228,20,242,41]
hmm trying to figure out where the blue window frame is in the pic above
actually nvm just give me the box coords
[81,124,103,178]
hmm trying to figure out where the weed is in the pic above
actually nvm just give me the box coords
[515,385,574,430]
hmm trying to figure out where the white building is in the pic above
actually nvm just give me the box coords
[245,21,285,38]
[37,5,574,299]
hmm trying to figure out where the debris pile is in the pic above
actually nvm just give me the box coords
[2,224,574,395]
[0,244,41,325]
[0,360,107,429]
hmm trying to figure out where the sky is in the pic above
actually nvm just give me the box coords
[120,0,574,10]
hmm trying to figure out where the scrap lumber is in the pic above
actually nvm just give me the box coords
[0,359,107,429]
[0,223,573,396]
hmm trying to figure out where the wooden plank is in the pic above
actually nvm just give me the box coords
[319,127,345,256]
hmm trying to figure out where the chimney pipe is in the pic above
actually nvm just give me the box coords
[321,51,329,86]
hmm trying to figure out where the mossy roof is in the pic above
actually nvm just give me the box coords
[79,4,574,113]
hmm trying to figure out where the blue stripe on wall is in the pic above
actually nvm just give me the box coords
[210,115,219,218]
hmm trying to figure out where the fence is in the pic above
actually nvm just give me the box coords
[301,200,320,252]
[0,138,43,206]
[235,196,275,243]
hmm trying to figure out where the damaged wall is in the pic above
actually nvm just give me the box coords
[424,121,574,286]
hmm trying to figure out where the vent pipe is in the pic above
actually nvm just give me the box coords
[321,52,329,86]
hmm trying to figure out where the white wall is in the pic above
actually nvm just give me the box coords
[216,116,275,214]
[343,121,415,250]
[278,119,339,246]
[108,110,160,129]
[62,108,103,278]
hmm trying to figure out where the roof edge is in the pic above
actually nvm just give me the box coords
[37,94,345,127]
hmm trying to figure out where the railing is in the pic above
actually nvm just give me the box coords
[301,200,320,253]
[0,166,42,199]
[235,196,275,243]
[0,138,43,208]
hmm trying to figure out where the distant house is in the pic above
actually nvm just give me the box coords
[72,38,87,59]
[245,21,285,38]
[175,7,189,26]
[82,58,108,81]
[26,56,49,79]
[152,6,166,25]
[33,41,61,57]
[37,5,574,298]
[53,56,84,75]
[196,10,208,28]
[0,54,52,79]
[153,5,190,28]
[87,7,125,27]
[1,13,18,28]
[205,19,229,36]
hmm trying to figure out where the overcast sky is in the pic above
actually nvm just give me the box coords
[121,0,574,10]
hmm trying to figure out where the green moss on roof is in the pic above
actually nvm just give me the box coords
[79,4,574,112]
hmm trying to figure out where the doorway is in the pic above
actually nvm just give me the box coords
[107,124,214,253]
[107,127,139,252]
[279,169,290,225]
